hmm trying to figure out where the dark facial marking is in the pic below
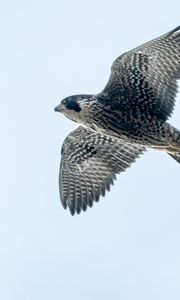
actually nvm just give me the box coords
[66,99,81,112]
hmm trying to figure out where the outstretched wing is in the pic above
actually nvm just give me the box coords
[101,26,180,120]
[59,126,145,215]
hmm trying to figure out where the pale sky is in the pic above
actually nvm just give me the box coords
[0,1,180,299]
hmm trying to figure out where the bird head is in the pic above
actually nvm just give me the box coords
[54,94,95,124]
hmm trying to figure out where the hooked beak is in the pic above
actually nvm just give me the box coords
[54,103,65,113]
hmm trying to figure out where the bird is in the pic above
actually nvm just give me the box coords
[55,26,180,215]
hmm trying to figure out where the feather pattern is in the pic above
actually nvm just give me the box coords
[55,26,180,215]
[101,26,180,120]
[60,126,145,215]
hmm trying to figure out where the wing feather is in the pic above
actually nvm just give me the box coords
[101,26,180,120]
[59,126,145,215]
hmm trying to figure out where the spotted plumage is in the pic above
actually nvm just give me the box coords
[55,26,180,215]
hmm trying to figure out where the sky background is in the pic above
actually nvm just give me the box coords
[0,1,180,299]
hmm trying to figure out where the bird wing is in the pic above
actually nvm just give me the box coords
[101,26,180,120]
[59,126,145,215]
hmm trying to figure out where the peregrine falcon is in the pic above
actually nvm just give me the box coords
[55,26,180,215]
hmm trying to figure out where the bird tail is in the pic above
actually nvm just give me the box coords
[170,127,180,151]
[163,125,180,163]
[165,126,180,164]
[167,152,180,163]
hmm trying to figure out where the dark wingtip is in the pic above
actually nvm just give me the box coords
[69,207,75,216]
[67,201,75,216]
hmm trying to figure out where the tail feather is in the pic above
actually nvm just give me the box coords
[171,128,180,151]
[168,153,180,163]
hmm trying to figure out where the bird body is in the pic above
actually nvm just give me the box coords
[55,26,180,215]
[59,94,179,148]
